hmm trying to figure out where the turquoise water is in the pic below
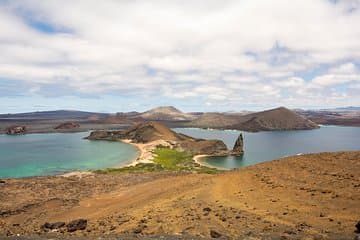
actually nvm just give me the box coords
[174,126,360,169]
[0,132,138,178]
[1,126,359,178]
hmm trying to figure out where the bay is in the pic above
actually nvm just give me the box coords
[174,126,360,169]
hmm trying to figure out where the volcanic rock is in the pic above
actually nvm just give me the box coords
[231,133,244,155]
[210,230,222,238]
[178,139,228,155]
[66,219,87,232]
[42,222,65,230]
[356,220,360,233]
[6,125,26,135]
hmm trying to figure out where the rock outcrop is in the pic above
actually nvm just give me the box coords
[178,139,228,155]
[54,122,80,130]
[231,134,244,155]
[6,125,26,135]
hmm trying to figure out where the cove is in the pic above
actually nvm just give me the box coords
[174,126,360,169]
[0,132,139,178]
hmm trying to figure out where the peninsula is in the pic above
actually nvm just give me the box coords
[86,122,244,172]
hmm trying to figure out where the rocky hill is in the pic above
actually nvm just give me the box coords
[188,107,319,131]
[140,106,195,121]
[231,107,319,132]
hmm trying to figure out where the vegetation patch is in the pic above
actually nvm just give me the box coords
[95,163,164,173]
[153,147,193,170]
[97,146,222,174]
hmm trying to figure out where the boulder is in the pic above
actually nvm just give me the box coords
[42,222,65,230]
[210,230,222,238]
[6,125,26,135]
[232,133,244,155]
[356,220,360,233]
[66,219,87,232]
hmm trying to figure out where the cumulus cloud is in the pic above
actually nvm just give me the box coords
[0,0,359,111]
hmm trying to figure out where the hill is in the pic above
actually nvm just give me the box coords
[188,107,319,131]
[188,112,242,129]
[1,151,359,239]
[231,107,319,131]
[140,106,194,121]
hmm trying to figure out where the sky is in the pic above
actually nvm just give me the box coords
[0,0,359,113]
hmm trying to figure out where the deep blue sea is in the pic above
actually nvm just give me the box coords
[174,126,360,169]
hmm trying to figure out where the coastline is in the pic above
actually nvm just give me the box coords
[119,139,173,167]
[193,154,228,170]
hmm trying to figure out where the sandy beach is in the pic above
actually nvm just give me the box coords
[193,154,232,170]
[120,139,174,167]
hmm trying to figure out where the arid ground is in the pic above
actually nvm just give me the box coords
[0,151,359,239]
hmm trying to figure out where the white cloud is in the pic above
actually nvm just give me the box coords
[311,62,360,86]
[0,0,359,110]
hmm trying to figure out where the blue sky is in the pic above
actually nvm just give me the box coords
[0,0,359,113]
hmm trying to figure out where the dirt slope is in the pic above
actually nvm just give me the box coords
[1,151,359,239]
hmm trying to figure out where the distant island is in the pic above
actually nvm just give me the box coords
[2,105,353,135]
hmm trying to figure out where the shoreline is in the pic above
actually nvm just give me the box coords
[193,154,230,170]
[118,139,174,167]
